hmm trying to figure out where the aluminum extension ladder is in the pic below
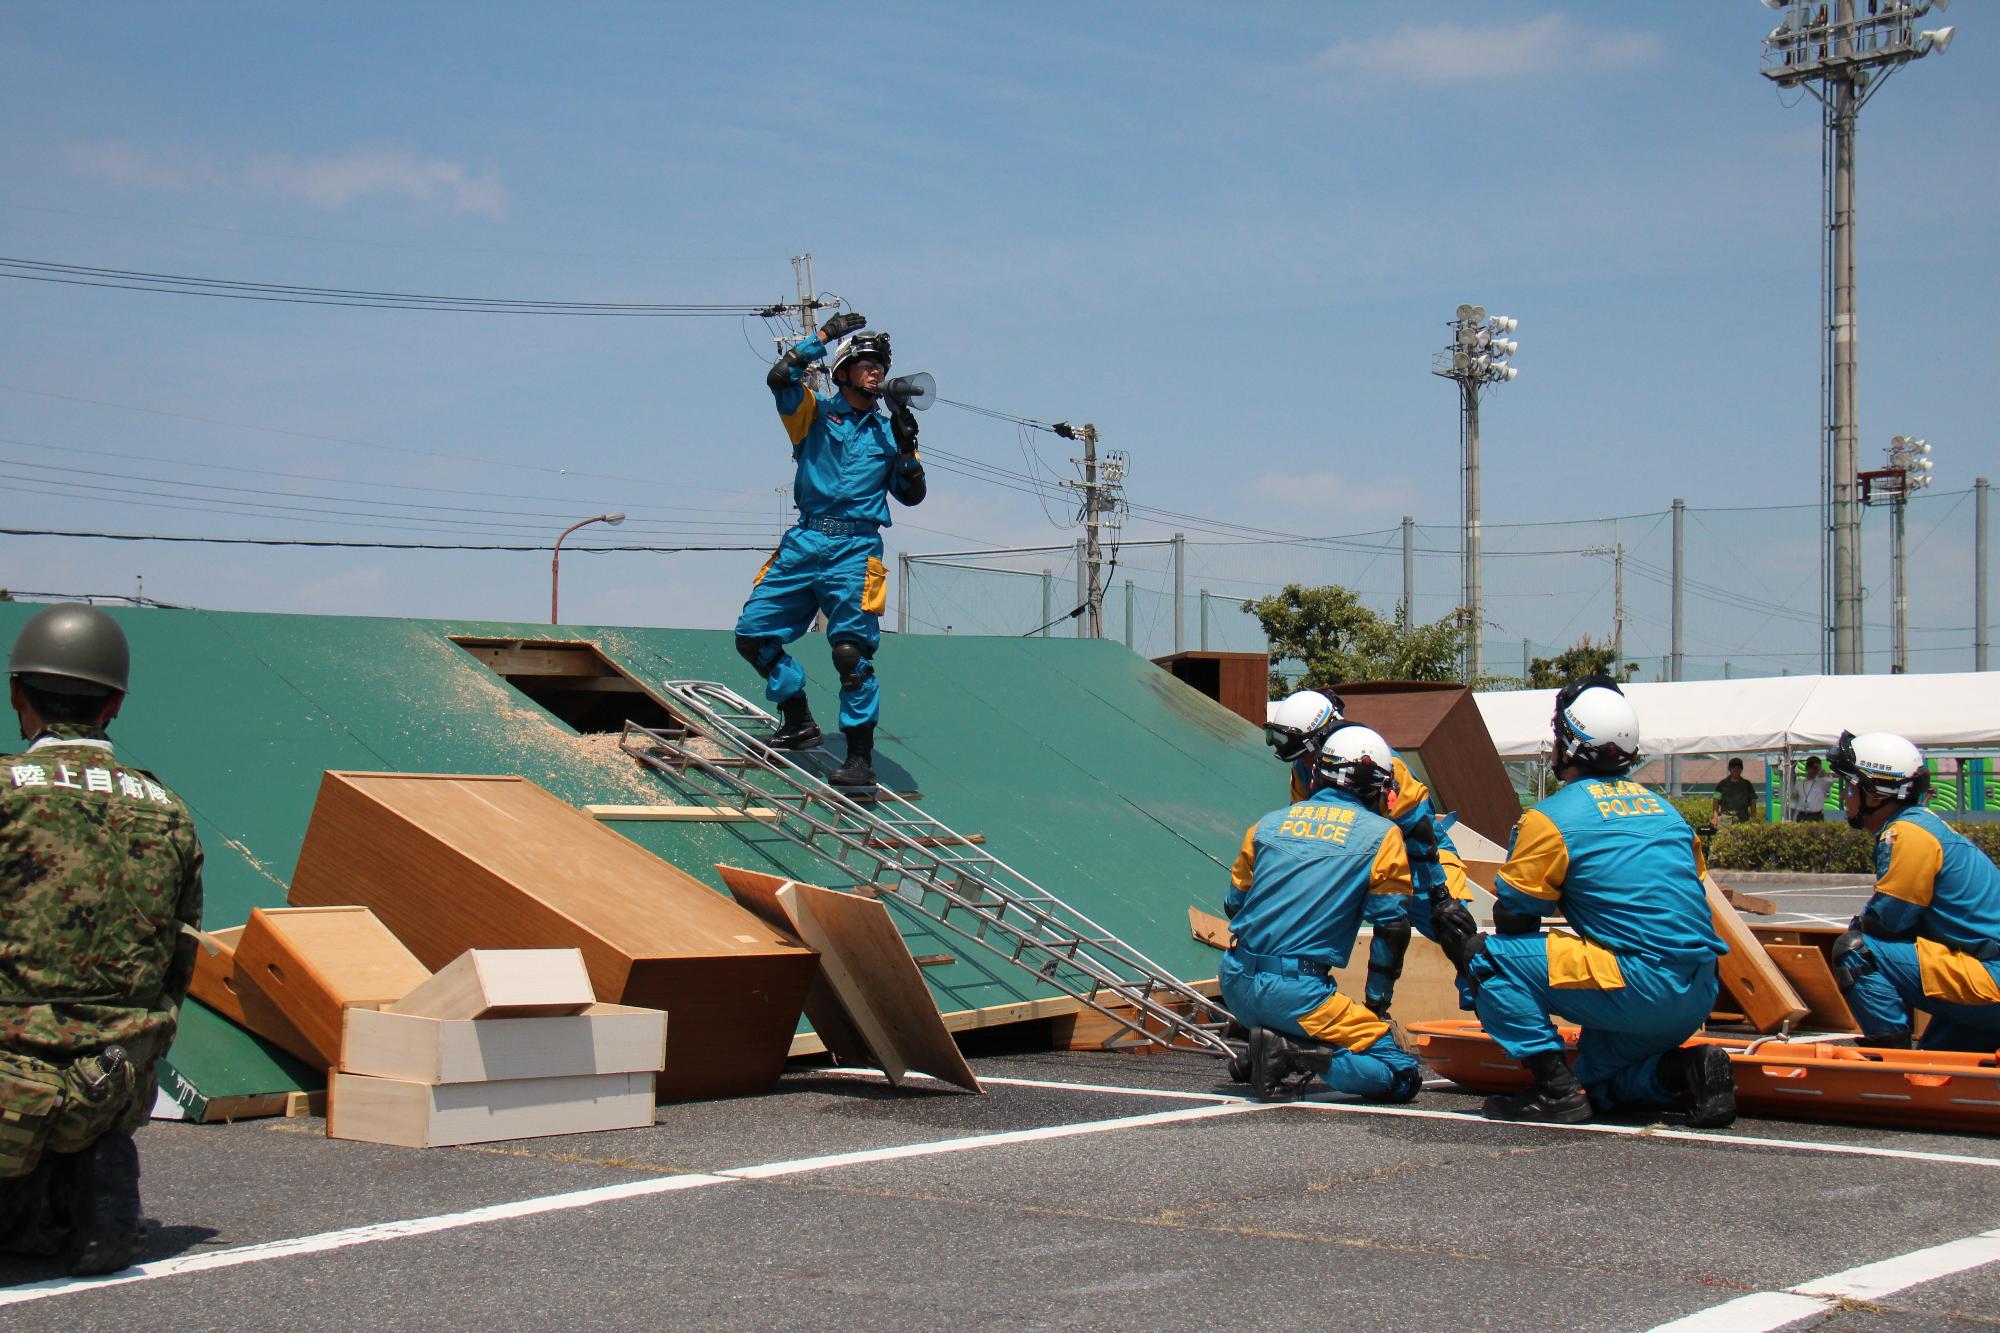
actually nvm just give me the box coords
[619,680,1236,1057]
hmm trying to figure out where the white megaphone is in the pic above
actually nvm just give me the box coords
[881,371,936,411]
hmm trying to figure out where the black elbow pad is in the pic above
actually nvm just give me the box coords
[1492,904,1543,937]
[766,350,807,391]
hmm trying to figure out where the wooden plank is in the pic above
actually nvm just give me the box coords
[585,804,779,822]
[1189,906,1230,950]
[1704,873,1809,1033]
[911,953,956,969]
[288,773,814,1101]
[788,991,1159,1058]
[714,863,871,1069]
[234,907,432,1068]
[1722,887,1778,916]
[778,880,982,1094]
[341,1004,667,1083]
[1764,944,1861,1033]
[389,949,595,1021]
[327,1070,655,1148]
[1052,977,1225,1051]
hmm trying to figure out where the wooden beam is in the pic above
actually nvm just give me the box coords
[1704,873,1809,1033]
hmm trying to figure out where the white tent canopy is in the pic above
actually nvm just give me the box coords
[1475,673,2000,760]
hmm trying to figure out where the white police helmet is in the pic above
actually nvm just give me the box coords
[1552,675,1641,775]
[1314,722,1393,800]
[1264,689,1343,762]
[1828,730,1929,805]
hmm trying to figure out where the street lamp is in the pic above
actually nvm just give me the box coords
[1859,436,1935,672]
[1432,305,1522,682]
[1760,0,1955,673]
[550,512,625,624]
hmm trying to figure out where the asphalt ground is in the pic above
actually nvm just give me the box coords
[4,1037,1998,1333]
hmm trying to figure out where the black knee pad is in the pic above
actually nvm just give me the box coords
[1830,926,1876,994]
[735,634,780,677]
[830,640,873,691]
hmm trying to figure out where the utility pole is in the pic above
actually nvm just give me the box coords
[1762,2,1956,674]
[1978,476,1990,671]
[1433,305,1520,683]
[1582,541,1626,669]
[758,253,835,395]
[1056,422,1124,638]
[1400,515,1414,627]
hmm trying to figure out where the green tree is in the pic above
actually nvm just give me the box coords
[1243,583,1473,696]
[1526,635,1637,689]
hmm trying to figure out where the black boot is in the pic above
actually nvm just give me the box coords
[1247,1026,1335,1101]
[1864,1028,1913,1050]
[63,1131,142,1277]
[768,694,821,750]
[1657,1044,1737,1128]
[829,726,876,788]
[1482,1050,1591,1124]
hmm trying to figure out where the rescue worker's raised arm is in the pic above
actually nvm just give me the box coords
[1223,824,1257,920]
[1492,807,1567,934]
[766,311,866,437]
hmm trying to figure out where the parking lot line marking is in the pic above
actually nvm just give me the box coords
[718,1100,1269,1179]
[0,1100,1272,1306]
[1644,1226,2000,1331]
[0,1172,735,1308]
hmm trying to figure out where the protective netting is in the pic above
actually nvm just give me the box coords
[898,488,1989,681]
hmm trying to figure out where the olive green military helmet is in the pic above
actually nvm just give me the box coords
[8,604,130,695]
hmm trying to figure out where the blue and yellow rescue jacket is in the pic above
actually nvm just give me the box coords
[1495,776,1723,966]
[1859,806,2000,960]
[770,336,921,526]
[1291,754,1472,902]
[1224,786,1411,968]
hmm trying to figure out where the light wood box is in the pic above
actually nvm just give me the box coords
[189,924,321,1066]
[234,906,433,1068]
[389,948,595,1021]
[327,1070,655,1148]
[288,772,816,1100]
[340,1003,666,1084]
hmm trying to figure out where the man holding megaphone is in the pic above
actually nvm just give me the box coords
[733,310,930,788]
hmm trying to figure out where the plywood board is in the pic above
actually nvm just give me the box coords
[1765,944,1861,1033]
[327,1070,655,1148]
[234,907,433,1068]
[389,948,595,1020]
[1704,874,1809,1033]
[341,1003,666,1083]
[714,864,871,1068]
[778,880,982,1094]
[1189,906,1231,950]
[288,772,814,1100]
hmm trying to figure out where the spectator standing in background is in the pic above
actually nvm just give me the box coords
[1789,755,1832,822]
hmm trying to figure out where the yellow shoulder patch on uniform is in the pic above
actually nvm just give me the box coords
[1497,808,1567,902]
[779,391,817,446]
[1876,819,1943,907]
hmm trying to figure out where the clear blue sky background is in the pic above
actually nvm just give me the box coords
[2,3,1991,676]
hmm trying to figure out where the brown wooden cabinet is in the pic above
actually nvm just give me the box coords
[1151,651,1270,728]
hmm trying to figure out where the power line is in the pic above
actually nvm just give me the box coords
[0,528,767,553]
[0,256,774,316]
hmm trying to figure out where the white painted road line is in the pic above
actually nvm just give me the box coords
[0,1171,735,1308]
[1645,1226,2000,1331]
[0,1098,1273,1307]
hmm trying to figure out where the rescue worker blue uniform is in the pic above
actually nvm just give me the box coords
[735,334,919,732]
[1472,776,1726,1111]
[1837,806,2000,1051]
[1291,753,1476,1007]
[1219,786,1420,1098]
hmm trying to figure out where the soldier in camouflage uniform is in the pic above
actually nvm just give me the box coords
[1,605,202,1275]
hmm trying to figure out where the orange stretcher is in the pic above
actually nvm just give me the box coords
[1406,1018,2000,1135]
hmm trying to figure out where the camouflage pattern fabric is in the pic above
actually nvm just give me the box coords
[0,722,201,1244]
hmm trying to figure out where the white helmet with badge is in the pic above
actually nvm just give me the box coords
[1264,689,1344,763]
[1314,721,1394,801]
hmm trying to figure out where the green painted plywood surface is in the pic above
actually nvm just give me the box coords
[0,603,1279,1104]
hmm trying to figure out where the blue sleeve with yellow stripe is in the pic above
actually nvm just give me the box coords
[1861,817,1939,938]
[1494,807,1566,921]
[1361,824,1412,926]
[771,336,827,453]
[1223,824,1257,920]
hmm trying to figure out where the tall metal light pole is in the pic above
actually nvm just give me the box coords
[550,512,625,624]
[1761,0,1955,674]
[1433,305,1520,682]
[1859,435,1934,671]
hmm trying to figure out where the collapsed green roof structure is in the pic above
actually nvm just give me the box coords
[0,604,1275,1113]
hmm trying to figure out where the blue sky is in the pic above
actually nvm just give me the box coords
[1,3,1991,675]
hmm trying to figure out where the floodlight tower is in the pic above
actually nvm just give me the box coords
[1859,434,1935,672]
[1761,0,1956,674]
[1433,305,1520,682]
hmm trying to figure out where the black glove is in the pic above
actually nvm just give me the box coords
[1430,897,1480,966]
[890,401,919,453]
[819,311,866,342]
